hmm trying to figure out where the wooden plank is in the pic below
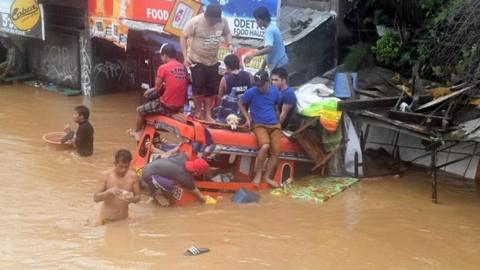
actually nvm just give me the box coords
[388,110,449,127]
[311,146,341,171]
[338,95,432,111]
[353,114,434,141]
[415,85,474,111]
[292,127,330,174]
[354,89,384,98]
[360,111,431,134]
[475,159,480,186]
[292,117,318,137]
[338,97,400,111]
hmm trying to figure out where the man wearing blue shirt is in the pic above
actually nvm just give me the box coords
[239,71,281,187]
[271,67,298,131]
[244,7,289,71]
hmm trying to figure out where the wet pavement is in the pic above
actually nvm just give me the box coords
[0,84,479,269]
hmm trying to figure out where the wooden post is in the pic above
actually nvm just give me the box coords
[475,159,480,187]
[431,145,438,204]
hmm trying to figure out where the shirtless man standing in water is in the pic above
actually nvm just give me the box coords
[94,149,140,225]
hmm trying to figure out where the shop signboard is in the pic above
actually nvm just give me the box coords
[88,0,279,48]
[0,0,45,40]
[163,0,201,37]
[129,0,176,25]
[202,0,281,39]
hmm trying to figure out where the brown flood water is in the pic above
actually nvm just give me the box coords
[1,84,480,270]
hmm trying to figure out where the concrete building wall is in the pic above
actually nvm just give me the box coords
[28,31,81,89]
[26,1,89,93]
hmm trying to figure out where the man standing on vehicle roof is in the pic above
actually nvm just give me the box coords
[181,3,233,122]
[244,7,288,72]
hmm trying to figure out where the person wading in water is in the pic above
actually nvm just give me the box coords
[94,149,140,225]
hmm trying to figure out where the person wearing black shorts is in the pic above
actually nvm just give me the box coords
[181,3,232,122]
[190,61,221,116]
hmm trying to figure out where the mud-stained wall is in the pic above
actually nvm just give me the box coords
[28,31,80,89]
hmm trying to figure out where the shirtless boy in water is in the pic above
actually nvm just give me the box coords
[94,149,140,225]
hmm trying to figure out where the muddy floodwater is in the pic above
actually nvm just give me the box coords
[1,84,480,270]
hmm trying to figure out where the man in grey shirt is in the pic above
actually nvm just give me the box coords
[142,152,215,204]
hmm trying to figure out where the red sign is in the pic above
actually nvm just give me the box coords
[88,0,115,17]
[130,0,176,24]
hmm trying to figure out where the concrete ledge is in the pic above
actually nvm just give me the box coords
[1,73,34,83]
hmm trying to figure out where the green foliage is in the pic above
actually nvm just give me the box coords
[343,42,375,71]
[455,43,480,77]
[426,0,478,81]
[433,0,462,24]
[371,31,402,66]
[415,39,435,73]
[347,0,460,79]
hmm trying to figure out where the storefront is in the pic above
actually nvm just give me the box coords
[0,0,45,81]
[3,0,333,96]
[87,0,282,95]
[0,0,91,94]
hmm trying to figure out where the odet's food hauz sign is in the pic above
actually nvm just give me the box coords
[202,0,280,39]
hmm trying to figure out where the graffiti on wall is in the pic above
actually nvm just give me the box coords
[41,45,79,86]
[80,35,92,96]
[93,60,126,81]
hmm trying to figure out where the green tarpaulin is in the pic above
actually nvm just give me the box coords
[271,177,358,204]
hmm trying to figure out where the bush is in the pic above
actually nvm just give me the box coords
[371,31,402,66]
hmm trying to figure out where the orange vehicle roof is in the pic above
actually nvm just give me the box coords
[145,114,305,154]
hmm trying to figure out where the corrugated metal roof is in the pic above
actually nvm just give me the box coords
[280,6,334,46]
[234,6,334,47]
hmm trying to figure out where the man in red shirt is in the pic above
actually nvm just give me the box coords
[131,43,188,140]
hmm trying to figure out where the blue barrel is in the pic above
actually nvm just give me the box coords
[334,72,358,98]
[231,188,260,203]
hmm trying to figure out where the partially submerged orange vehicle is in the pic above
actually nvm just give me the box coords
[133,114,312,205]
